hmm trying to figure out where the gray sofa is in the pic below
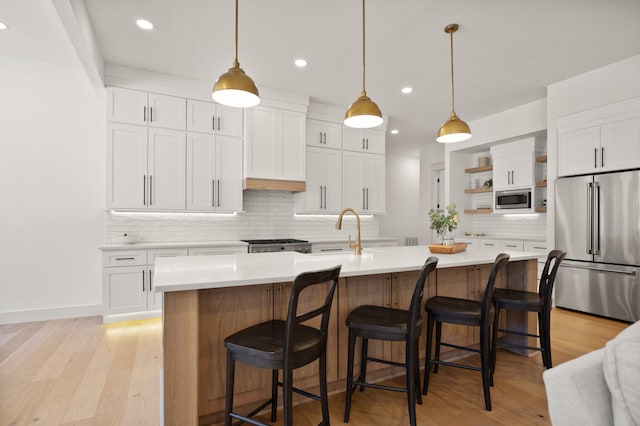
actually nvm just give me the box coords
[543,320,640,425]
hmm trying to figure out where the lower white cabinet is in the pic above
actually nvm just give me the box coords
[188,245,247,256]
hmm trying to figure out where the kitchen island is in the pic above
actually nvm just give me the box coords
[154,246,538,425]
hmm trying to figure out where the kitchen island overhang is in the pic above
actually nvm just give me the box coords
[154,246,539,425]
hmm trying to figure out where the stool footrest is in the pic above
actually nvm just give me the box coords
[496,341,543,352]
[497,328,540,339]
[351,380,407,394]
[366,356,406,368]
[440,341,481,354]
[277,381,321,402]
[432,359,482,372]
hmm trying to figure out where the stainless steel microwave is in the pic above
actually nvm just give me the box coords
[495,189,531,210]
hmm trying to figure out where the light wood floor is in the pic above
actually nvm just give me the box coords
[0,309,628,425]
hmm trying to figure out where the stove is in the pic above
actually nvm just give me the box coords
[241,239,312,254]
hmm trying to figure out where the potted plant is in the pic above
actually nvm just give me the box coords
[428,204,459,246]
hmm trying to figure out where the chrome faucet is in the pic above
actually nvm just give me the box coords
[336,207,362,255]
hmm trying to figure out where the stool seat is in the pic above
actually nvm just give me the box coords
[492,288,544,310]
[425,296,485,325]
[346,305,422,341]
[225,320,324,370]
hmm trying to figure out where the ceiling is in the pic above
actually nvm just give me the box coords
[3,1,640,156]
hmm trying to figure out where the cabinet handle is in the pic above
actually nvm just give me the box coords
[115,257,135,260]
[149,175,153,205]
[212,116,216,130]
[484,243,495,246]
[143,175,146,205]
[324,132,327,144]
[601,147,604,168]
[149,269,153,291]
[505,244,517,248]
[320,185,323,208]
[366,188,369,210]
[218,117,221,132]
[594,147,598,168]
[366,138,369,150]
[217,179,221,207]
[212,179,216,207]
[142,270,145,292]
[362,138,365,150]
[150,107,153,122]
[323,185,327,209]
[143,106,147,123]
[533,246,547,250]
[362,188,366,210]
[394,276,399,306]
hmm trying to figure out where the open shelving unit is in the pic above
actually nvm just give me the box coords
[464,187,493,194]
[464,208,493,214]
[465,165,493,174]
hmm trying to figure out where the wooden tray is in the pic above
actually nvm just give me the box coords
[428,243,468,254]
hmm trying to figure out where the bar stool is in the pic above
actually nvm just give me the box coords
[422,253,510,411]
[224,265,341,426]
[344,257,438,426]
[491,250,566,370]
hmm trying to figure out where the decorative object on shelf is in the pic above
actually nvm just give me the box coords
[211,0,260,108]
[483,178,493,189]
[436,23,471,143]
[344,0,383,129]
[478,156,490,167]
[428,203,459,246]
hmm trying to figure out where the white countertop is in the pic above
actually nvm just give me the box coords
[100,240,248,250]
[153,245,538,293]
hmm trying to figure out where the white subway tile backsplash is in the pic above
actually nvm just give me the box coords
[106,190,380,243]
[470,214,546,239]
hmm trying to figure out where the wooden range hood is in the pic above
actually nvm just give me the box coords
[243,178,306,192]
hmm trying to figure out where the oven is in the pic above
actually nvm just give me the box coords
[241,239,312,254]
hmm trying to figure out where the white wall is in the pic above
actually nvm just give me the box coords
[418,143,445,244]
[379,154,421,245]
[547,54,640,247]
[0,55,105,323]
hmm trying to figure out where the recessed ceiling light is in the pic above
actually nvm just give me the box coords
[294,58,308,68]
[136,19,154,30]
[0,22,8,31]
[391,129,399,135]
[401,87,413,94]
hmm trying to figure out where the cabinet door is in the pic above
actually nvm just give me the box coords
[107,87,147,125]
[147,93,186,130]
[215,136,243,211]
[187,99,216,134]
[558,126,600,176]
[322,148,343,213]
[106,123,147,209]
[147,266,163,311]
[492,157,510,189]
[280,110,306,181]
[148,128,186,210]
[364,129,385,154]
[365,153,385,213]
[342,151,366,210]
[323,121,343,150]
[244,106,278,179]
[103,266,146,315]
[600,117,640,172]
[342,127,366,152]
[306,119,325,147]
[216,104,243,138]
[509,152,534,188]
[187,133,216,211]
[301,147,323,211]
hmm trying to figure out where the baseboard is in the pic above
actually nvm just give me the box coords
[102,310,161,324]
[0,304,102,325]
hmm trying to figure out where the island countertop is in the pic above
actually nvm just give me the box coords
[153,245,538,292]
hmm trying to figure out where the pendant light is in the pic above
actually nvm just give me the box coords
[437,23,471,143]
[212,0,260,108]
[344,0,383,129]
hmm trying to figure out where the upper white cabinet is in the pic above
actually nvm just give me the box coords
[186,133,243,212]
[342,127,385,154]
[107,123,186,210]
[294,147,342,213]
[186,99,243,138]
[490,138,542,190]
[244,105,306,183]
[558,118,640,176]
[342,151,385,213]
[107,87,186,130]
[306,119,342,149]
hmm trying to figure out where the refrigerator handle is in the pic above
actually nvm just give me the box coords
[594,182,601,255]
[586,182,593,255]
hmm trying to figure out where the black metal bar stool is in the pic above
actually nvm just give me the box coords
[224,265,341,426]
[422,253,510,411]
[344,257,438,426]
[491,249,566,370]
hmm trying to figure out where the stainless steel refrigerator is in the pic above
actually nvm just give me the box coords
[555,170,640,322]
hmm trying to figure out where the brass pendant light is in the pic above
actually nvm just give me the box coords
[212,0,260,108]
[437,23,471,143]
[344,0,383,129]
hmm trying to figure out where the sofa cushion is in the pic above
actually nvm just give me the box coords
[543,348,613,425]
[603,321,640,426]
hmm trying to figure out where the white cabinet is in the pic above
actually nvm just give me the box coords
[107,87,186,130]
[342,151,385,213]
[306,119,342,149]
[342,127,385,154]
[186,99,243,138]
[500,240,524,251]
[294,147,342,213]
[244,105,306,182]
[491,138,542,190]
[186,133,242,212]
[188,245,247,256]
[558,118,640,176]
[107,123,186,210]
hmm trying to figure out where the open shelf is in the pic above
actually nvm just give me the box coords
[536,155,548,163]
[464,187,493,194]
[464,208,493,214]
[535,180,547,187]
[535,207,547,213]
[464,165,493,174]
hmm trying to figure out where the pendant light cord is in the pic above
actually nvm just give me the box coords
[449,29,456,115]
[234,0,239,66]
[361,0,366,95]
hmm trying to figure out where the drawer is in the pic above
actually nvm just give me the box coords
[524,241,548,254]
[480,239,501,249]
[188,246,247,256]
[103,250,147,267]
[149,248,188,264]
[501,240,524,251]
[454,237,478,250]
